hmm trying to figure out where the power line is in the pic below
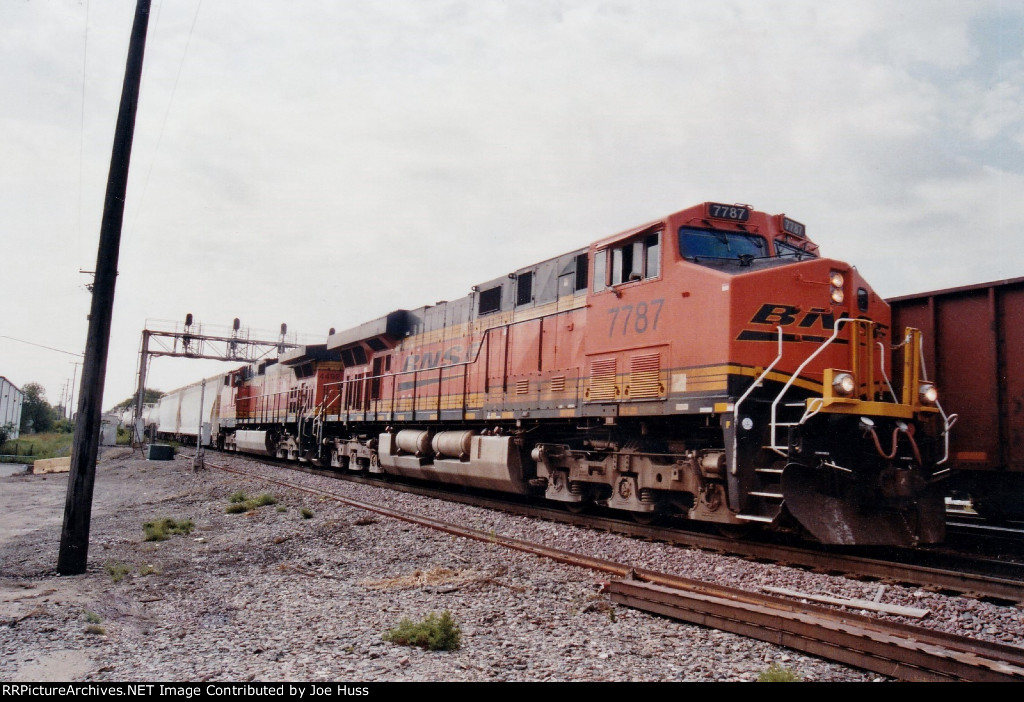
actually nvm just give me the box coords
[77,0,90,263]
[0,335,84,358]
[130,0,204,235]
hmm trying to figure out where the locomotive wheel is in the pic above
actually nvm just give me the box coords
[716,524,752,539]
[565,502,588,515]
[631,511,661,526]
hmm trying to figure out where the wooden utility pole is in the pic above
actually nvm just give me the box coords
[58,0,152,575]
[134,329,150,445]
[68,361,80,420]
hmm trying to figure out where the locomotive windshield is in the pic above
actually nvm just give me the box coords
[678,227,767,263]
[774,239,818,260]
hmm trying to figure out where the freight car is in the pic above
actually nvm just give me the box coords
[151,202,954,546]
[147,378,218,445]
[889,277,1024,521]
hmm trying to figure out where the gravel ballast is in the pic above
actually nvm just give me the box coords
[2,449,1018,682]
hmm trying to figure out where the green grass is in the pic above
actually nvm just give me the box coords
[116,426,133,445]
[143,517,195,542]
[225,492,278,513]
[383,611,462,652]
[758,663,803,682]
[104,561,132,583]
[0,432,74,462]
[300,507,314,519]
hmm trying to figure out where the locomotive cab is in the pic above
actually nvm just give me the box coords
[558,202,952,545]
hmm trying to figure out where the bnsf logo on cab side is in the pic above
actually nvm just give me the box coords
[738,303,884,342]
[749,304,836,329]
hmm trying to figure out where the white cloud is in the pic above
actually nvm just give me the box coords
[1,0,1022,406]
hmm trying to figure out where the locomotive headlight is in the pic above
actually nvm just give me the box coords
[829,270,845,304]
[919,383,939,405]
[832,372,856,397]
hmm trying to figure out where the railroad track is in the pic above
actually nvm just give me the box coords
[195,450,1024,604]
[203,455,1024,682]
[945,505,1024,544]
[947,519,1024,548]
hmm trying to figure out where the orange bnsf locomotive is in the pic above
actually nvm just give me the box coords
[158,202,955,546]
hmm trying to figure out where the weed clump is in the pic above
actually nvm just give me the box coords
[758,663,803,682]
[300,508,314,519]
[83,609,107,634]
[104,561,131,583]
[383,611,462,652]
[143,517,195,542]
[225,491,278,513]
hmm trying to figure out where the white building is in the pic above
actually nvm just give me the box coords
[0,377,24,440]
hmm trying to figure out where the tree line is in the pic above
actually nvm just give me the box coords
[17,383,67,435]
[10,383,163,435]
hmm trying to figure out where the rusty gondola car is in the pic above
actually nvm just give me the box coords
[889,277,1024,521]
[155,202,955,546]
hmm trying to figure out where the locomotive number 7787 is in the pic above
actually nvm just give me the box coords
[607,298,665,337]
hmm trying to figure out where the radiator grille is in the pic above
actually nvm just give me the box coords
[550,375,566,393]
[588,359,617,401]
[628,353,661,398]
[515,379,530,395]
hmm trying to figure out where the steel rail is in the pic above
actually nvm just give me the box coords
[342,472,1024,603]
[202,451,1024,603]
[207,458,1024,682]
[606,577,1024,682]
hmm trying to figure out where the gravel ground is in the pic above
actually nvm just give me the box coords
[1,449,1018,682]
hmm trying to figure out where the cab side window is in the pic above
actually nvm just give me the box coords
[593,250,608,293]
[644,231,661,279]
[594,230,662,291]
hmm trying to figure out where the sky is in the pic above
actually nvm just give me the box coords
[1,0,1022,414]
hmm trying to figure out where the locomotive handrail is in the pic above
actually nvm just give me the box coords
[799,397,825,425]
[767,317,861,454]
[731,326,784,475]
[322,327,497,421]
[876,340,898,401]
[309,393,337,461]
[917,341,958,469]
[765,322,952,474]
